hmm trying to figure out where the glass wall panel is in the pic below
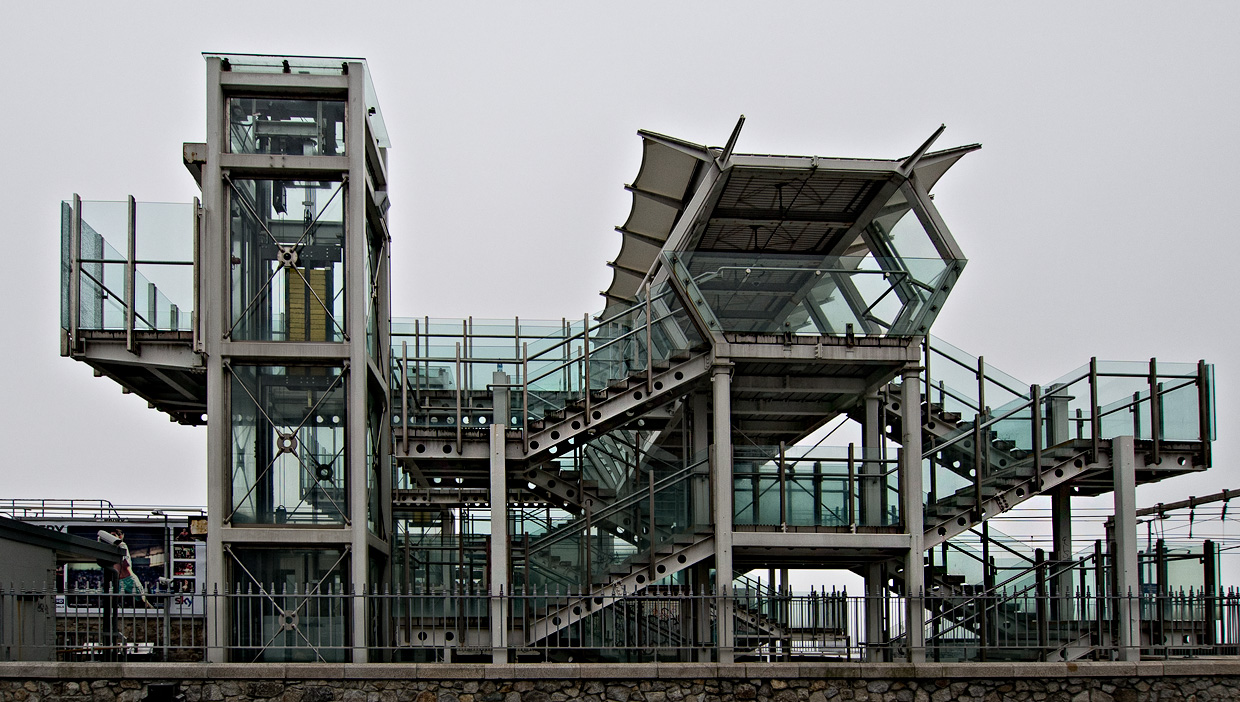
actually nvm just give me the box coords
[365,217,381,363]
[229,98,346,156]
[733,446,900,529]
[229,547,348,662]
[366,387,385,537]
[60,200,196,333]
[678,251,960,337]
[228,179,345,341]
[229,365,348,524]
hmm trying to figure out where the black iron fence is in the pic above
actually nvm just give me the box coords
[4,584,1239,663]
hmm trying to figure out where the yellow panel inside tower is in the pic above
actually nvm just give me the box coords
[287,267,330,342]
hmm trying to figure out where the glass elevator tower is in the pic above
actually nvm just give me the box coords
[197,54,392,662]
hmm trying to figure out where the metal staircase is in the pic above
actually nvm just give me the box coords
[865,339,1215,662]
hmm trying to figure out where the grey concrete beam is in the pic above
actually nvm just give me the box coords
[219,527,353,544]
[732,531,912,549]
[732,376,869,395]
[716,341,919,364]
[218,70,348,94]
[218,153,349,177]
[78,341,201,370]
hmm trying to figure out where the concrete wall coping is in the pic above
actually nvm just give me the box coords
[4,660,1240,681]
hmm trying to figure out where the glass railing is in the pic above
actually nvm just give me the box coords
[389,316,576,430]
[61,199,196,335]
[921,353,1214,518]
[518,457,702,591]
[732,445,901,529]
[521,282,703,425]
[543,431,685,502]
[935,526,1039,589]
[389,285,705,433]
[673,251,964,337]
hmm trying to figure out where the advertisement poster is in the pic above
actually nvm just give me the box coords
[54,525,202,615]
[63,525,167,597]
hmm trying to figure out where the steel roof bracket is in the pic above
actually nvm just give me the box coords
[715,115,746,170]
[899,124,947,175]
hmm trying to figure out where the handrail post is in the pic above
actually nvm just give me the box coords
[69,194,82,353]
[401,340,409,456]
[1198,360,1212,466]
[1149,357,1161,464]
[1031,384,1043,492]
[585,503,593,586]
[976,355,986,417]
[923,338,932,418]
[648,470,656,581]
[847,444,856,532]
[973,417,984,517]
[1089,358,1100,462]
[1204,539,1218,647]
[778,441,787,530]
[192,196,201,350]
[522,343,529,440]
[583,314,591,425]
[455,342,462,453]
[413,318,422,424]
[645,282,653,394]
[126,195,137,352]
[1035,548,1049,658]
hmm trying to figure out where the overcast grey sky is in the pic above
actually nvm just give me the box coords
[1,2,1236,528]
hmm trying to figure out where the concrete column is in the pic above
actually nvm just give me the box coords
[861,390,883,527]
[692,392,710,527]
[490,372,510,663]
[1050,488,1073,589]
[900,367,925,662]
[864,563,886,661]
[1047,390,1075,609]
[691,390,712,661]
[345,65,370,664]
[861,389,885,659]
[202,57,226,664]
[711,363,734,664]
[1113,435,1140,661]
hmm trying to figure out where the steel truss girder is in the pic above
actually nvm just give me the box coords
[522,353,712,464]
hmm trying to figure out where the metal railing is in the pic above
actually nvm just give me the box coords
[8,585,1240,663]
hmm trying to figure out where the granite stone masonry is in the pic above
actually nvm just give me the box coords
[2,663,1239,702]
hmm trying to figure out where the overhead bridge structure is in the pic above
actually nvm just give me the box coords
[57,54,1217,665]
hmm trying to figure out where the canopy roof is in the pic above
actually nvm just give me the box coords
[602,128,979,317]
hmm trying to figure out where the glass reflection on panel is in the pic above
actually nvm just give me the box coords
[229,365,347,525]
[228,98,346,156]
[228,179,346,341]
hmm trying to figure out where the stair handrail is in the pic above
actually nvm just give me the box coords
[523,305,680,392]
[525,458,703,556]
[927,335,1031,403]
[925,394,1038,458]
[925,356,1211,463]
[927,552,1100,636]
[944,529,1036,569]
[523,285,678,367]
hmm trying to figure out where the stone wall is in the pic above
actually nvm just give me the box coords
[3,662,1239,702]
